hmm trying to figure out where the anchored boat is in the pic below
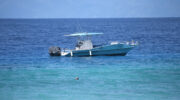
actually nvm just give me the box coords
[49,32,138,57]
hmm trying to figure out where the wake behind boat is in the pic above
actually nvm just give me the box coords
[49,32,138,57]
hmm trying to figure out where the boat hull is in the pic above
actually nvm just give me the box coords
[65,44,135,57]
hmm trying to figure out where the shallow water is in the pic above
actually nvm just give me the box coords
[0,18,180,100]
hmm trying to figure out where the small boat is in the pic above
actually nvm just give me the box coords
[49,32,138,57]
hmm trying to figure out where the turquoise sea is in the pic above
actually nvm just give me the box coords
[0,18,180,100]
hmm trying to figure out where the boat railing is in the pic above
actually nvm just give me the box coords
[62,48,72,53]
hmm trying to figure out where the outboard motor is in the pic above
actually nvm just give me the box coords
[49,46,61,56]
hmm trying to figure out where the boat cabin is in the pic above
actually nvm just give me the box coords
[75,40,93,50]
[65,32,103,50]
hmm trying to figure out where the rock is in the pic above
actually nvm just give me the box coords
[49,46,61,56]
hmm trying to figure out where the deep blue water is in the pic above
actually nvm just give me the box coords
[0,18,180,100]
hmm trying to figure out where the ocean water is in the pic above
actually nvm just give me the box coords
[0,18,180,100]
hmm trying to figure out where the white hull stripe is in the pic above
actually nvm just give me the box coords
[70,51,73,56]
[89,50,92,56]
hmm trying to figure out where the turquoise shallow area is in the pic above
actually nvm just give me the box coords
[0,55,180,100]
[0,18,180,100]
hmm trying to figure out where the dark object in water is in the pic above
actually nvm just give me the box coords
[75,77,79,80]
[49,46,61,56]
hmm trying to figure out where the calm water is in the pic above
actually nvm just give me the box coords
[0,18,180,100]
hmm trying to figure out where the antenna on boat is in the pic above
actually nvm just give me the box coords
[76,19,83,32]
[76,19,83,41]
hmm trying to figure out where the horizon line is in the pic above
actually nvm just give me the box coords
[0,17,180,19]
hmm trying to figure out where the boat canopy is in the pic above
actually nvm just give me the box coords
[65,32,103,37]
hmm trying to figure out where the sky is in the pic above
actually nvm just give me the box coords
[0,0,180,18]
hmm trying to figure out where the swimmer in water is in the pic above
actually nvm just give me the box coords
[75,77,79,80]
